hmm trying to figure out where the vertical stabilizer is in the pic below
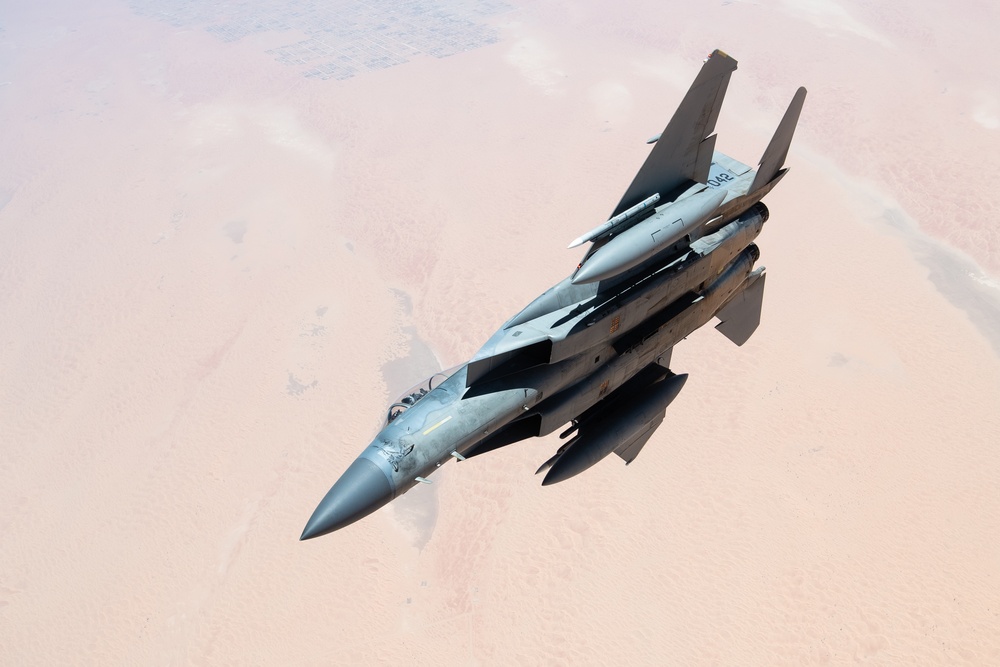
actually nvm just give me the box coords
[749,87,807,193]
[611,50,738,217]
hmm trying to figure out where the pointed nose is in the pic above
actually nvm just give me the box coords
[300,458,393,540]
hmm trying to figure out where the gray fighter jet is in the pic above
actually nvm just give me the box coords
[301,50,806,540]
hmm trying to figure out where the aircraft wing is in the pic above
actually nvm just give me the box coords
[610,49,738,217]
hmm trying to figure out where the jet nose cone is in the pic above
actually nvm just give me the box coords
[300,458,393,540]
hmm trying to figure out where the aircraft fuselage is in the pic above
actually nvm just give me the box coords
[300,49,805,539]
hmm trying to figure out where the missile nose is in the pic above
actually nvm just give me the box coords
[541,449,589,486]
[571,259,608,285]
[300,458,393,540]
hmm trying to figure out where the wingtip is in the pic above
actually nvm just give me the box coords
[706,48,738,68]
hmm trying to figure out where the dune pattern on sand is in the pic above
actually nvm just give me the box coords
[1,0,998,664]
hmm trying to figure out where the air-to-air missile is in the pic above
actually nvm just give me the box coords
[301,50,807,540]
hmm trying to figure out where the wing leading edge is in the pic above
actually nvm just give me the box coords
[610,49,738,217]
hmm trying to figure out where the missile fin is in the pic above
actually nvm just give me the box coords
[613,417,663,465]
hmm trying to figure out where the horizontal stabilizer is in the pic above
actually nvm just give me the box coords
[749,87,807,193]
[715,269,766,346]
[611,50,738,217]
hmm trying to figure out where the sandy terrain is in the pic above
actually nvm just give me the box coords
[1,0,998,664]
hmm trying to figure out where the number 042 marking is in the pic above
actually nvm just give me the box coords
[707,172,734,187]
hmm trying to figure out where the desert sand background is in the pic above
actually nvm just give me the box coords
[1,0,999,664]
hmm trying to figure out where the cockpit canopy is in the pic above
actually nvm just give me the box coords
[385,366,459,426]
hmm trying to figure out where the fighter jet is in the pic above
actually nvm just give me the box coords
[301,50,806,540]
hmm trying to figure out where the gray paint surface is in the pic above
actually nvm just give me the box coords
[301,50,807,540]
